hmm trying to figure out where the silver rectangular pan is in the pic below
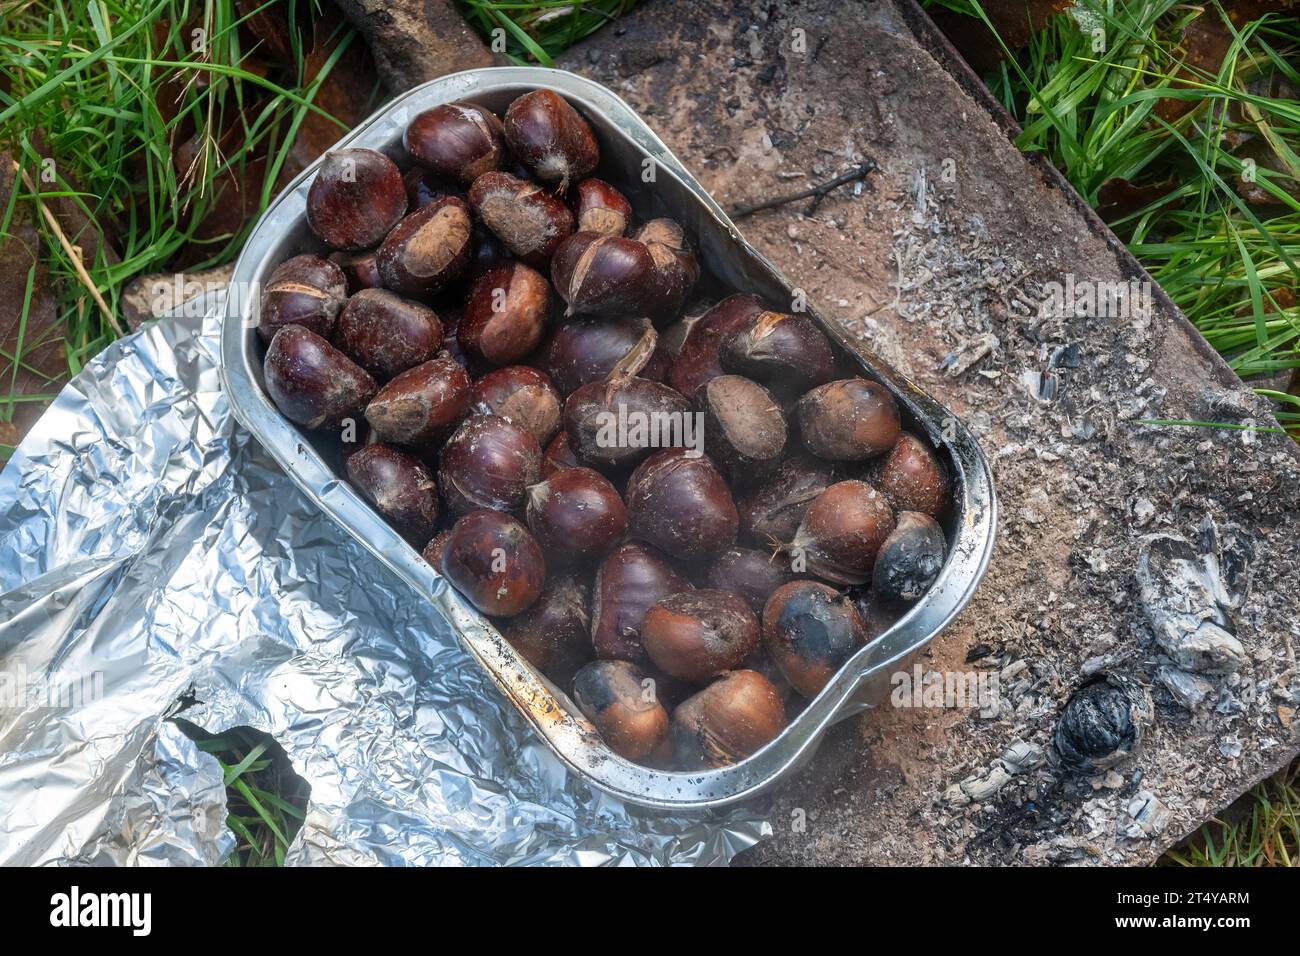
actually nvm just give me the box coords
[220,66,996,809]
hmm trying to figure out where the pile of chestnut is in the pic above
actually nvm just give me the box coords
[256,88,953,771]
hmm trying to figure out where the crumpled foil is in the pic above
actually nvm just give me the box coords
[0,296,771,866]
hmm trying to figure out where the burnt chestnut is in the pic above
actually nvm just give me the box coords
[625,449,738,562]
[402,167,457,209]
[668,293,766,397]
[337,289,443,381]
[572,660,668,761]
[872,511,946,606]
[550,232,656,318]
[376,195,473,298]
[364,356,472,449]
[720,309,836,397]
[574,178,632,236]
[345,443,440,543]
[591,543,692,663]
[789,480,895,586]
[440,509,545,617]
[468,171,574,268]
[762,581,867,698]
[459,262,551,366]
[329,248,383,293]
[737,454,837,546]
[633,219,699,324]
[503,574,591,688]
[875,431,949,518]
[642,589,759,682]
[306,148,406,250]
[438,414,541,514]
[695,374,787,484]
[404,102,506,184]
[542,316,658,396]
[526,467,626,565]
[563,375,691,472]
[671,670,787,769]
[541,431,582,477]
[796,377,901,461]
[503,89,599,190]
[264,326,377,430]
[258,254,347,342]
[469,366,562,446]
[707,547,794,616]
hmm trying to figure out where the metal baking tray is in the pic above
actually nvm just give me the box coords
[220,66,996,809]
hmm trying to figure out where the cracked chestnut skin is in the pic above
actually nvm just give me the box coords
[439,509,545,618]
[468,365,562,447]
[762,581,867,699]
[258,254,347,342]
[468,171,574,269]
[459,261,551,367]
[670,670,787,769]
[377,195,474,298]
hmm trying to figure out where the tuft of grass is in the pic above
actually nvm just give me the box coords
[456,0,639,66]
[1163,756,1299,867]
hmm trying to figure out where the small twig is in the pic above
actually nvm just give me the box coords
[730,158,878,219]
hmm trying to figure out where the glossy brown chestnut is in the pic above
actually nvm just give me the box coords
[306,148,406,250]
[503,89,599,190]
[404,102,506,184]
[364,356,472,449]
[707,547,794,616]
[572,660,668,761]
[736,454,838,546]
[632,219,699,325]
[550,232,656,318]
[376,195,473,298]
[503,574,591,688]
[670,670,787,769]
[336,289,443,381]
[541,431,582,477]
[874,431,949,518]
[438,414,542,514]
[345,443,440,543]
[625,448,738,562]
[258,254,347,342]
[591,543,692,663]
[469,366,562,447]
[872,511,946,606]
[542,316,659,396]
[642,589,759,683]
[439,509,545,617]
[796,377,901,461]
[789,480,895,586]
[467,171,574,268]
[328,248,383,293]
[526,467,627,565]
[668,293,766,397]
[459,262,551,366]
[695,374,787,485]
[264,326,377,430]
[762,581,867,698]
[563,375,691,472]
[720,308,836,397]
[421,529,453,569]
[574,178,632,236]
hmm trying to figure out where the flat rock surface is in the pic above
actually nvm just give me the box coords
[558,0,1300,865]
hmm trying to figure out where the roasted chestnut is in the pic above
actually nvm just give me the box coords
[364,356,471,450]
[376,195,473,298]
[874,431,949,518]
[670,670,787,769]
[642,589,759,682]
[469,365,562,446]
[668,293,766,397]
[872,511,946,606]
[467,171,574,268]
[796,377,901,461]
[633,219,699,324]
[329,248,383,293]
[542,316,659,396]
[550,232,656,317]
[306,148,407,251]
[572,660,668,761]
[459,262,551,366]
[258,254,347,342]
[404,102,506,184]
[336,289,443,381]
[720,308,836,397]
[439,509,545,617]
[762,581,867,698]
[438,414,542,515]
[574,178,632,236]
[541,431,582,477]
[422,529,453,568]
[695,374,787,485]
[526,467,627,566]
[503,89,599,190]
[503,574,591,688]
[789,480,895,585]
[591,543,692,663]
[736,453,837,546]
[563,375,691,472]
[264,326,376,430]
[706,547,793,616]
[625,449,738,562]
[345,443,440,543]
